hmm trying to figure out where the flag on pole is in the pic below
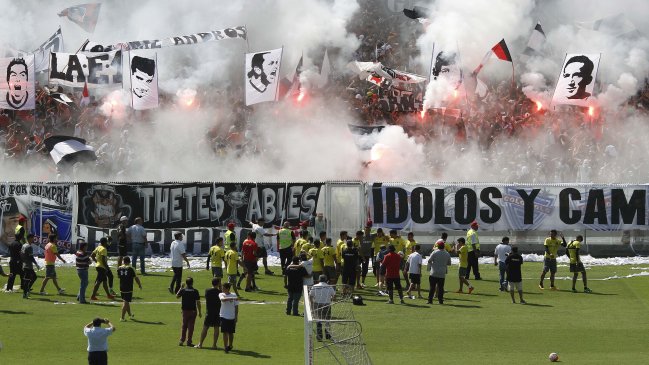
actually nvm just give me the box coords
[58,3,102,33]
[80,82,90,107]
[473,39,512,75]
[522,22,546,59]
[245,48,283,106]
[318,49,331,88]
[286,55,303,99]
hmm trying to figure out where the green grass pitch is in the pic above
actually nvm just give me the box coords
[1,262,648,364]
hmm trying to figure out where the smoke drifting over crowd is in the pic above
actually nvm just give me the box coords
[2,0,649,183]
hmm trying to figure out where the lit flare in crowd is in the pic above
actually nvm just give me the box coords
[536,101,542,111]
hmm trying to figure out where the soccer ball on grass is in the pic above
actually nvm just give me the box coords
[548,352,559,362]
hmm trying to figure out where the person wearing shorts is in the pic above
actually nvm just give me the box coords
[321,238,337,284]
[39,234,66,295]
[197,278,222,349]
[505,246,525,304]
[405,244,423,299]
[219,283,239,353]
[240,232,259,292]
[116,216,129,267]
[117,257,141,321]
[224,242,241,297]
[90,237,116,301]
[539,230,566,290]
[567,235,592,293]
[206,238,224,281]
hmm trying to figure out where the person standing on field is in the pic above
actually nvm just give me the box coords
[567,235,592,293]
[197,278,222,349]
[84,317,115,365]
[505,246,526,304]
[20,234,40,299]
[128,217,148,275]
[219,282,239,353]
[90,238,116,301]
[455,238,474,294]
[382,245,404,304]
[405,244,423,299]
[169,232,191,295]
[206,237,224,283]
[39,233,66,295]
[176,277,202,347]
[117,257,142,321]
[465,221,482,280]
[76,241,91,304]
[427,241,451,305]
[539,229,566,290]
[494,237,512,291]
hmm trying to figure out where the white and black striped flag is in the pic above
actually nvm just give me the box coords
[44,135,96,166]
[521,22,546,59]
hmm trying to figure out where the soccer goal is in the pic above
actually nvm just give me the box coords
[303,284,372,365]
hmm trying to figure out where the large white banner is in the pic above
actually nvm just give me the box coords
[129,53,158,110]
[49,50,122,88]
[0,54,36,110]
[245,48,283,106]
[34,28,63,73]
[552,53,600,107]
[81,26,247,52]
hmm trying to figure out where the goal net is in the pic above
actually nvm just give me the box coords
[303,284,372,365]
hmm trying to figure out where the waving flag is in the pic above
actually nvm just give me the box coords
[473,39,512,75]
[58,3,102,33]
[44,135,97,166]
[522,22,546,59]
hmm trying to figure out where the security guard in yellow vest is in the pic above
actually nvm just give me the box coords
[277,221,295,275]
[15,216,28,245]
[224,222,237,251]
[465,221,482,280]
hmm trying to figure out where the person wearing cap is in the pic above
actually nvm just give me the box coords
[90,237,116,301]
[170,232,191,295]
[539,229,567,290]
[84,317,116,365]
[38,233,67,295]
[309,274,336,341]
[277,221,296,275]
[127,217,148,275]
[224,222,237,251]
[465,221,482,280]
[116,216,129,267]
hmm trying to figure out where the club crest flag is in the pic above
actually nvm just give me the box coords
[58,3,102,33]
[0,54,36,110]
[129,54,159,110]
[49,50,122,88]
[245,48,283,106]
[552,53,600,107]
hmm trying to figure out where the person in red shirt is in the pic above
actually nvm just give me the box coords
[241,232,258,292]
[382,245,404,304]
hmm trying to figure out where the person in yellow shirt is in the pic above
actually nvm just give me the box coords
[90,237,115,301]
[321,238,337,284]
[224,242,242,297]
[435,232,455,253]
[206,238,225,284]
[466,221,482,280]
[539,229,567,290]
[335,231,349,283]
[403,232,417,288]
[567,235,591,293]
[309,240,324,282]
[372,228,389,284]
[294,230,310,256]
[301,237,314,257]
[455,238,474,294]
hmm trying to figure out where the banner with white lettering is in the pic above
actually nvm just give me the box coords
[129,53,158,110]
[369,183,649,231]
[245,48,283,106]
[76,182,322,253]
[81,26,247,52]
[0,184,76,255]
[49,50,122,88]
[0,54,36,110]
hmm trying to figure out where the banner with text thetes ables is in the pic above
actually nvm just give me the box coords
[49,50,122,88]
[0,184,76,255]
[76,182,321,253]
[369,183,649,232]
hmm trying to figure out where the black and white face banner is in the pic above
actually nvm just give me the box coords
[0,54,35,110]
[429,45,462,88]
[245,48,282,106]
[129,54,158,110]
[552,53,600,107]
[49,50,122,88]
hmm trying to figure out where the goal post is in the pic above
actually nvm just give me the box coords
[303,284,372,365]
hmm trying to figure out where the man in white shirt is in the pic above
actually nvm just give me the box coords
[300,252,314,286]
[405,244,423,299]
[219,283,239,353]
[494,237,512,291]
[169,232,190,294]
[128,217,148,275]
[309,275,335,341]
[249,217,274,275]
[84,317,115,365]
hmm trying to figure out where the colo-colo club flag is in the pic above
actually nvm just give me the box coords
[49,50,122,88]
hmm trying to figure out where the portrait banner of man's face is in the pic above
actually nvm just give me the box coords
[245,48,283,106]
[429,46,462,91]
[130,53,159,110]
[0,54,36,110]
[552,53,600,107]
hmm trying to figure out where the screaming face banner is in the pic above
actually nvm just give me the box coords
[552,53,601,107]
[369,183,649,232]
[49,50,122,88]
[0,54,36,110]
[245,48,283,106]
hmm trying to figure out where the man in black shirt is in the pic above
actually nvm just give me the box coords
[5,238,23,291]
[505,246,525,304]
[284,257,308,316]
[342,242,359,294]
[20,235,40,299]
[197,278,222,349]
[176,277,202,347]
[118,257,142,321]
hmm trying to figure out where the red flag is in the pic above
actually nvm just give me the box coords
[473,39,512,74]
[80,82,90,107]
[58,3,102,33]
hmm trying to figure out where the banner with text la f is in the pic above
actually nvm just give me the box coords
[49,50,122,88]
